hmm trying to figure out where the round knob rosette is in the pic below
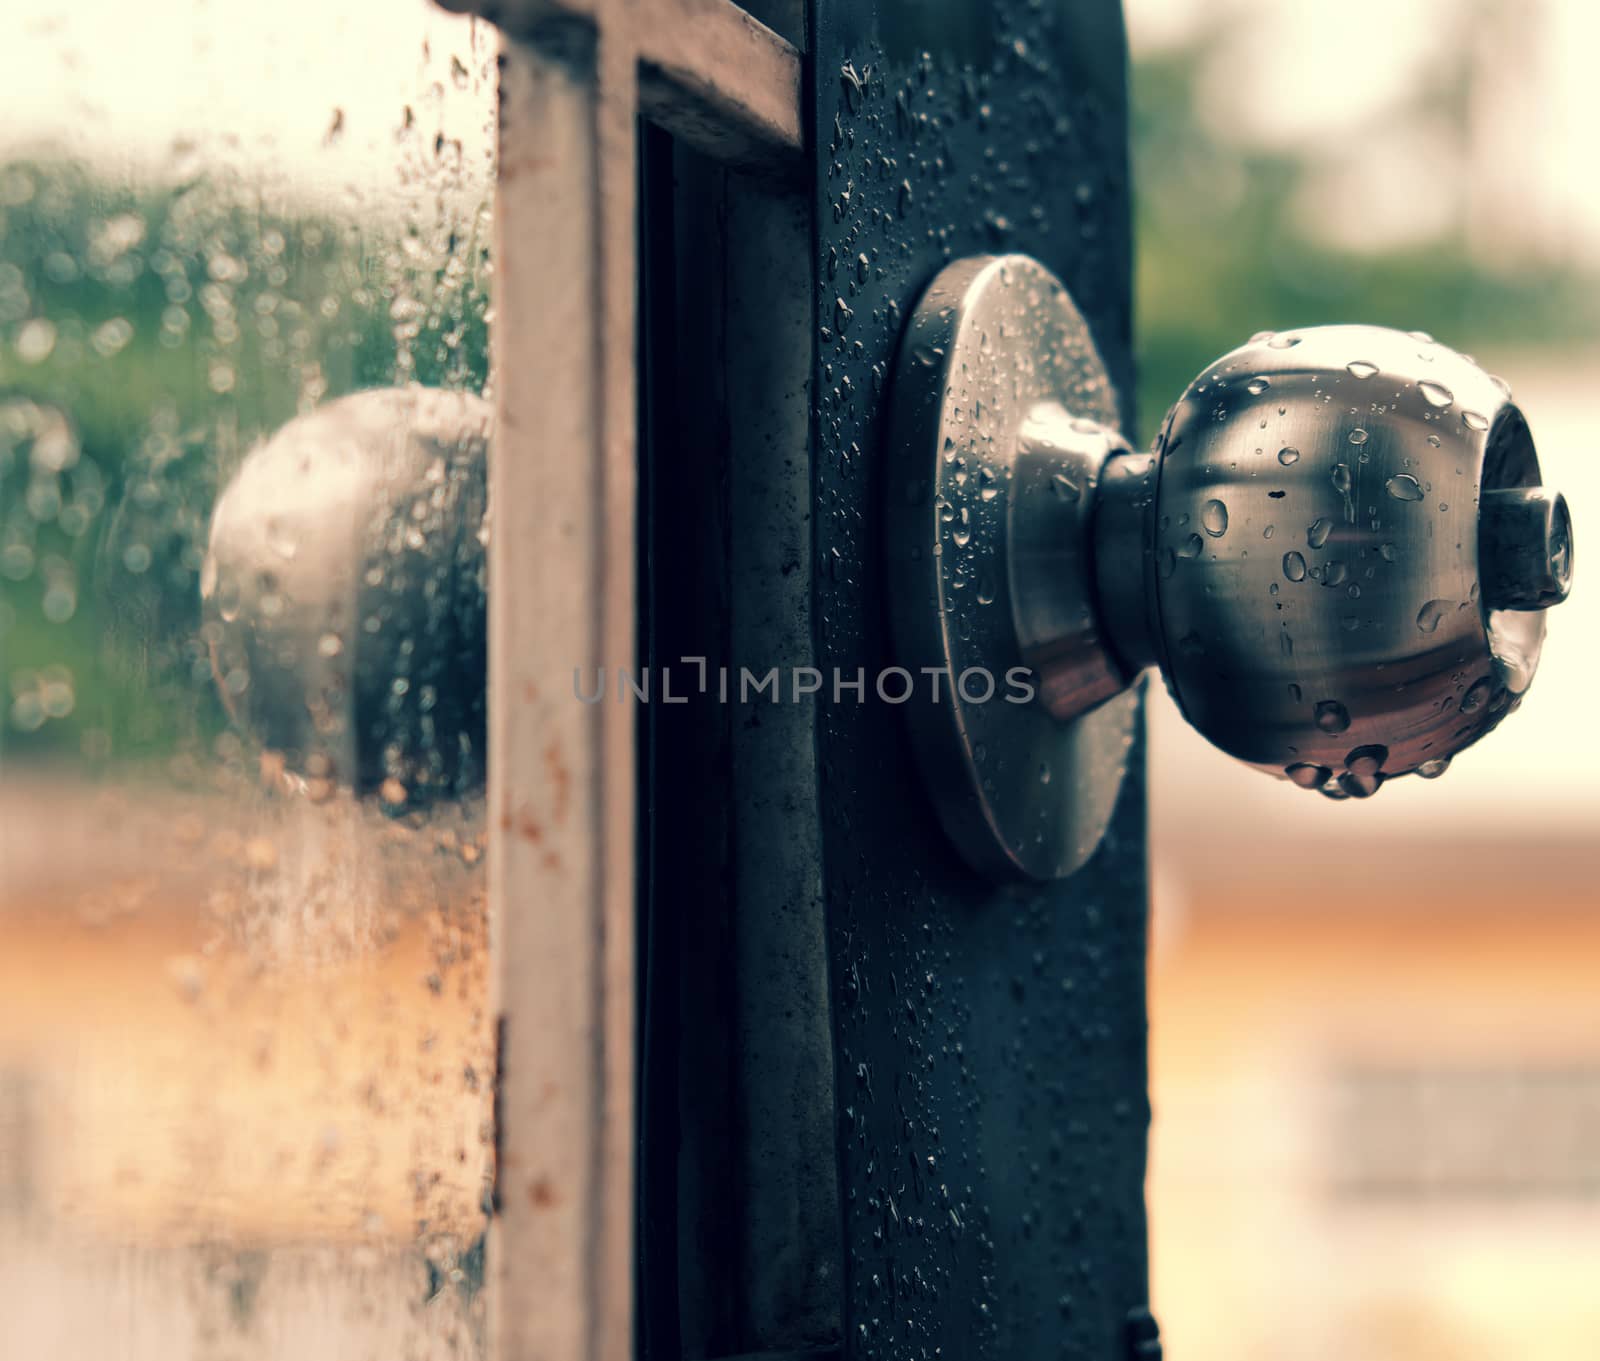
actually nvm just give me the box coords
[1131,325,1571,798]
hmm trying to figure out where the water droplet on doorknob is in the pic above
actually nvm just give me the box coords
[1416,599,1450,633]
[1177,533,1203,559]
[1307,517,1332,549]
[1278,446,1300,466]
[1419,380,1453,409]
[1460,677,1494,714]
[1246,377,1271,396]
[1201,499,1228,537]
[1338,770,1382,798]
[1349,428,1370,446]
[1285,762,1330,789]
[1315,700,1351,734]
[1462,410,1489,432]
[1282,551,1307,582]
[1344,744,1387,777]
[1385,474,1424,502]
[1346,361,1378,379]
[1417,757,1451,779]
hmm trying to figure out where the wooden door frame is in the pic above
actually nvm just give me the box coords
[432,3,806,1358]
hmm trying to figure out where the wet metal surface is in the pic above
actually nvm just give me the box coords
[811,2,1149,1356]
[884,254,1136,881]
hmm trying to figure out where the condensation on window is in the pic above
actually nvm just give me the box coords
[0,4,496,1356]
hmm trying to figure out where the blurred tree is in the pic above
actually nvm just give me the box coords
[1131,7,1599,439]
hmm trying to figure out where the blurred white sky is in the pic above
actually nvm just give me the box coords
[1131,0,1600,264]
[0,0,492,215]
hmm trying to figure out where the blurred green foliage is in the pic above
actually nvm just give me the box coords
[0,159,489,767]
[1131,23,1600,439]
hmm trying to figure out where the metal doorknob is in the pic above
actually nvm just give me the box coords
[886,254,1574,881]
[201,386,490,802]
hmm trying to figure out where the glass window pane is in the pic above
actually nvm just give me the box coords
[1,4,495,1356]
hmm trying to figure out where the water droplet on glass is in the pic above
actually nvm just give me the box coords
[1282,551,1307,582]
[1201,499,1228,537]
[16,318,57,364]
[1416,599,1450,633]
[1419,380,1453,409]
[1315,699,1351,734]
[1385,474,1424,502]
[1278,446,1300,466]
[43,582,77,623]
[1346,361,1378,379]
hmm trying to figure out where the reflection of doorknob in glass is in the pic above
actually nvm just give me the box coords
[200,387,490,802]
[886,254,1574,881]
